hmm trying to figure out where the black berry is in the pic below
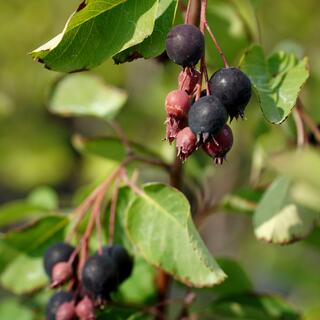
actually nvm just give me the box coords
[166,24,205,67]
[188,95,228,142]
[176,127,197,161]
[202,124,234,164]
[209,67,252,120]
[102,245,133,284]
[46,291,73,320]
[44,242,75,278]
[81,254,118,298]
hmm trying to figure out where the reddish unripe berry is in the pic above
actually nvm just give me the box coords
[165,90,190,119]
[165,117,187,144]
[51,262,73,288]
[176,127,197,161]
[76,296,96,320]
[178,68,200,95]
[202,124,234,164]
[56,301,76,320]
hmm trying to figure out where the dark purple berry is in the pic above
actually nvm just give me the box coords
[165,90,190,119]
[46,291,73,320]
[176,127,197,161]
[81,254,118,298]
[166,24,205,67]
[56,301,76,320]
[202,124,234,164]
[102,245,133,284]
[178,68,200,94]
[209,67,252,120]
[188,95,228,142]
[51,262,73,287]
[75,296,96,320]
[44,242,75,278]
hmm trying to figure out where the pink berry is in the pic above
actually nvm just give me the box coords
[56,301,76,320]
[51,262,73,287]
[165,117,187,144]
[165,90,190,119]
[76,296,96,320]
[202,124,233,164]
[178,68,200,94]
[176,127,197,161]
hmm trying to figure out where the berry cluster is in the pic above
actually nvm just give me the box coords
[44,242,133,320]
[165,23,252,164]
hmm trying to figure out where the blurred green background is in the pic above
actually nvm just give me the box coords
[1,0,320,318]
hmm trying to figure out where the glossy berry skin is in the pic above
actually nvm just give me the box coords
[44,242,75,278]
[75,296,96,320]
[166,24,205,67]
[103,245,133,284]
[202,124,233,164]
[209,67,252,120]
[178,68,200,94]
[82,254,118,298]
[176,127,197,161]
[188,95,228,142]
[56,301,76,320]
[165,90,190,119]
[46,291,73,320]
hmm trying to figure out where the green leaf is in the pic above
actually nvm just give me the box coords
[0,299,34,320]
[209,293,300,320]
[253,176,319,245]
[27,186,59,210]
[115,257,156,304]
[212,258,252,296]
[73,135,163,162]
[114,0,177,63]
[240,44,309,124]
[49,74,127,119]
[269,148,320,189]
[0,202,48,228]
[32,0,159,72]
[126,183,226,287]
[230,0,260,41]
[0,216,69,294]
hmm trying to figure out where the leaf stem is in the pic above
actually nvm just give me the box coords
[108,176,121,245]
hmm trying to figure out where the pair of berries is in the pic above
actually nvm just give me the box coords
[44,242,133,320]
[165,23,252,163]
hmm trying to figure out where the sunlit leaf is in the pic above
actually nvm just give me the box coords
[126,183,226,287]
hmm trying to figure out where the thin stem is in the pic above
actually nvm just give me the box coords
[108,120,133,156]
[293,108,307,147]
[108,176,121,245]
[297,99,320,144]
[205,21,229,68]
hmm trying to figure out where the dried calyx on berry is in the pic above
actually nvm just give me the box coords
[209,67,252,120]
[178,68,200,95]
[176,127,197,161]
[202,124,234,164]
[44,242,76,286]
[166,24,205,67]
[46,291,74,320]
[76,296,96,320]
[102,244,134,285]
[165,90,190,143]
[188,95,228,143]
[81,253,118,300]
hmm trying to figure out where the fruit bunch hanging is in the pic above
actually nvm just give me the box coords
[44,241,133,320]
[165,1,252,164]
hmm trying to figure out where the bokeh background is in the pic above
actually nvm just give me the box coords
[1,0,320,318]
